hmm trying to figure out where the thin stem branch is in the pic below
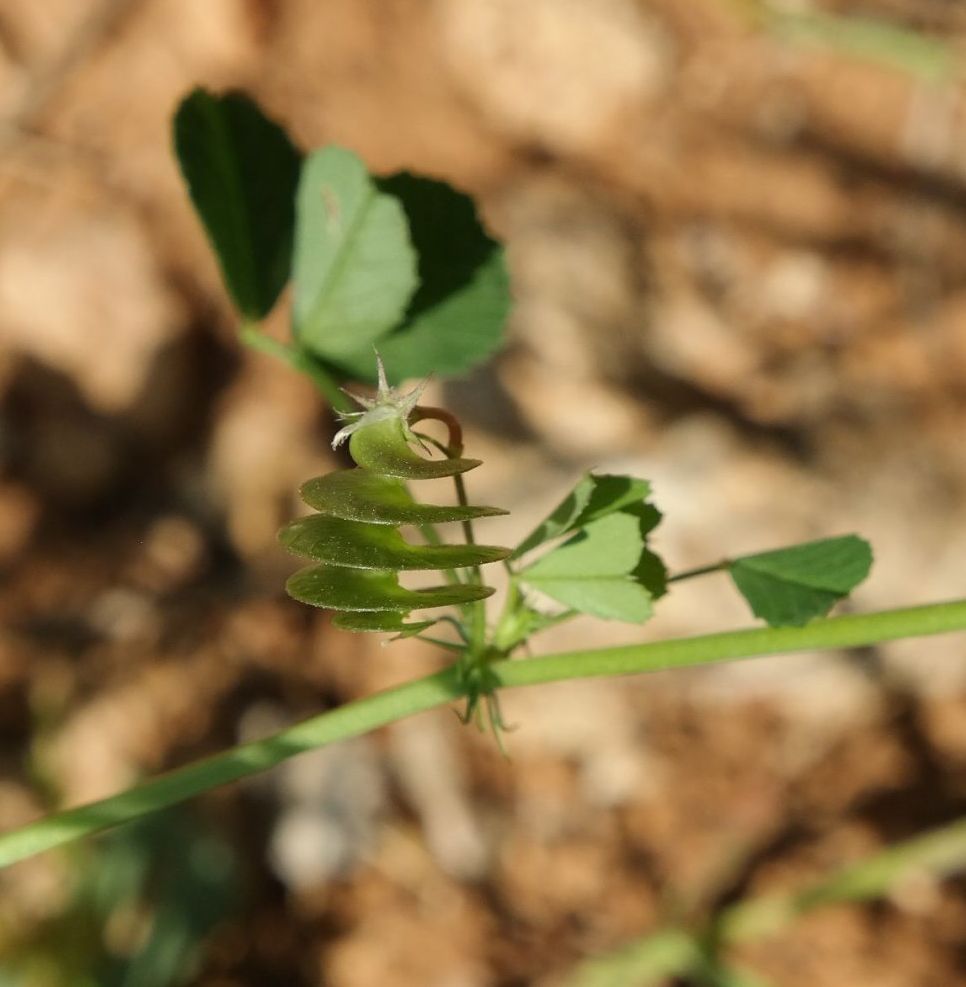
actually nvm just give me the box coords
[413,636,465,653]
[667,560,729,583]
[410,405,463,456]
[239,324,352,413]
[418,521,463,585]
[410,420,487,647]
[1,598,965,869]
[453,469,486,649]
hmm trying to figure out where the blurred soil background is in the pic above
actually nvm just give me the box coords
[2,1,966,984]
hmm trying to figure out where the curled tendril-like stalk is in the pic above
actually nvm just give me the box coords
[279,362,510,637]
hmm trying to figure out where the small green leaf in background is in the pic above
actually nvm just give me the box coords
[292,147,418,360]
[332,174,511,382]
[513,473,653,559]
[729,535,873,627]
[0,808,237,987]
[173,88,302,319]
[519,512,663,623]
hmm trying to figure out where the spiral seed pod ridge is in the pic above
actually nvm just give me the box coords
[279,409,510,634]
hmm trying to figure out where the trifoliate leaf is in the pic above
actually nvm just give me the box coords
[512,473,653,559]
[729,535,873,627]
[173,88,302,319]
[331,174,510,382]
[292,147,418,360]
[518,512,656,623]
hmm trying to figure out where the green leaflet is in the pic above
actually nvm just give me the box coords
[514,472,666,624]
[292,148,418,360]
[173,88,302,320]
[513,473,654,559]
[519,512,665,623]
[332,173,510,382]
[729,535,873,627]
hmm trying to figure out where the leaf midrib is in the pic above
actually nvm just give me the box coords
[734,560,859,593]
[301,172,379,337]
[201,95,259,316]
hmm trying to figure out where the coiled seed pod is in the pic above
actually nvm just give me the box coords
[279,367,510,635]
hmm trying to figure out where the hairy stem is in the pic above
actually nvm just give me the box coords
[239,324,352,412]
[452,469,487,648]
[411,414,487,647]
[1,598,965,869]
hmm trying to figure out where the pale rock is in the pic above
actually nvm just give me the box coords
[238,704,388,890]
[0,206,184,413]
[500,679,658,811]
[438,0,671,154]
[647,293,759,393]
[207,357,328,559]
[389,714,488,879]
[0,0,99,67]
[756,250,830,322]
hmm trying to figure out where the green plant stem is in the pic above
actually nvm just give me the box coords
[567,811,966,987]
[492,581,578,653]
[667,560,729,583]
[566,929,700,987]
[0,671,462,870]
[453,470,487,649]
[718,814,966,942]
[413,635,464,652]
[418,521,463,586]
[239,324,352,412]
[412,423,486,648]
[2,598,965,869]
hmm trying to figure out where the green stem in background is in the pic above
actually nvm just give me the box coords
[720,0,956,82]
[1,598,965,870]
[567,814,966,987]
[239,323,352,413]
[720,814,966,941]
